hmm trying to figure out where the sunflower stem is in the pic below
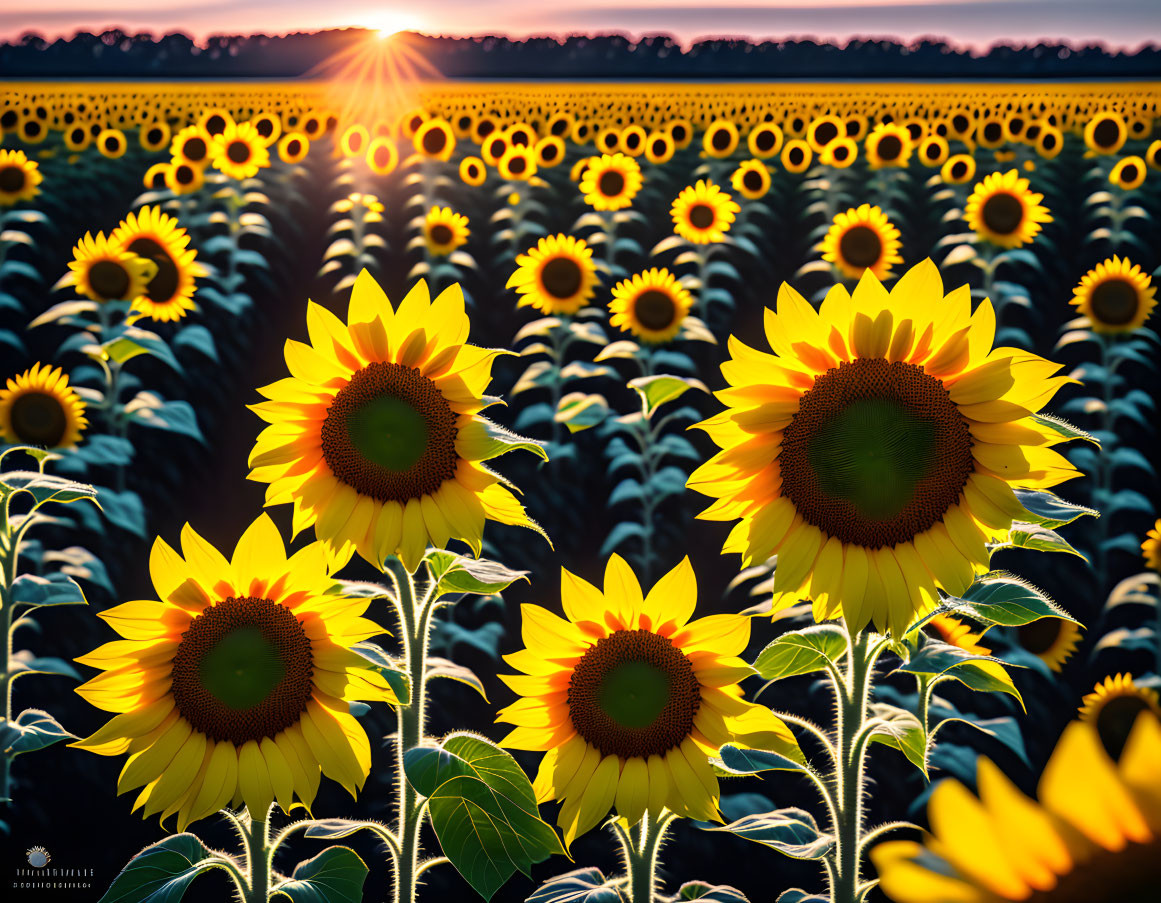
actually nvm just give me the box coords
[619,808,676,903]
[240,806,272,903]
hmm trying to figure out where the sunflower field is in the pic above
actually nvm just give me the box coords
[0,73,1160,903]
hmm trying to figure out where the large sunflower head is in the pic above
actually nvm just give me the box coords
[211,120,271,180]
[1017,617,1082,672]
[248,270,546,572]
[424,206,470,257]
[1079,673,1161,760]
[1144,518,1161,571]
[865,123,913,169]
[872,712,1161,903]
[109,206,208,323]
[609,267,694,344]
[580,153,643,211]
[0,363,88,450]
[0,149,42,206]
[498,555,802,847]
[506,234,599,316]
[965,170,1052,249]
[1070,255,1156,334]
[688,260,1080,637]
[818,204,903,281]
[670,180,740,245]
[62,231,155,303]
[71,514,396,829]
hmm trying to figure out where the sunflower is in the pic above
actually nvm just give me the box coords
[63,123,92,152]
[619,124,646,157]
[668,119,694,150]
[865,123,913,169]
[926,614,991,655]
[170,125,212,169]
[1146,140,1161,170]
[1079,674,1161,760]
[820,138,857,168]
[818,204,903,281]
[941,154,976,185]
[165,161,205,196]
[703,119,740,158]
[198,108,233,137]
[250,113,282,146]
[507,234,599,316]
[1037,125,1064,159]
[497,556,802,846]
[459,156,486,186]
[917,135,949,167]
[0,363,88,450]
[1017,618,1081,672]
[644,131,675,165]
[211,121,270,180]
[965,170,1052,249]
[687,260,1080,637]
[534,136,566,169]
[248,271,546,571]
[97,129,128,159]
[748,123,784,159]
[1084,112,1127,155]
[0,149,42,205]
[1110,156,1147,190]
[62,231,155,303]
[71,514,397,829]
[139,121,171,153]
[278,132,310,165]
[596,127,620,155]
[671,180,740,245]
[807,115,843,152]
[580,153,643,211]
[413,118,455,161]
[781,139,812,174]
[339,124,369,158]
[109,206,207,323]
[731,160,771,199]
[498,145,537,182]
[609,268,694,344]
[143,164,169,191]
[424,206,470,257]
[1070,255,1156,334]
[1143,519,1161,571]
[364,136,397,176]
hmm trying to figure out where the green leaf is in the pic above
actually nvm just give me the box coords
[427,657,489,701]
[866,703,928,777]
[1030,413,1098,446]
[1013,488,1097,529]
[333,579,394,600]
[555,392,609,433]
[124,394,204,442]
[775,891,828,903]
[713,744,809,776]
[528,868,624,903]
[11,572,88,609]
[753,626,847,681]
[102,326,183,372]
[350,642,409,705]
[706,807,833,860]
[1,471,98,508]
[1,708,75,756]
[10,650,82,681]
[1002,523,1087,560]
[98,833,221,903]
[471,418,548,462]
[302,820,385,842]
[941,660,1024,707]
[271,846,368,903]
[955,573,1076,626]
[677,881,750,902]
[628,374,706,417]
[427,551,529,596]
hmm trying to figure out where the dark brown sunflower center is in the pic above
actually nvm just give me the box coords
[624,132,641,149]
[671,124,688,142]
[182,137,206,161]
[743,170,763,191]
[541,143,558,161]
[924,141,941,161]
[832,144,851,162]
[754,129,775,151]
[88,259,131,299]
[876,134,903,161]
[788,146,805,166]
[286,139,302,157]
[146,127,163,145]
[205,114,227,135]
[567,629,700,759]
[0,165,26,193]
[171,595,313,745]
[1018,617,1063,654]
[127,237,179,304]
[9,392,67,447]
[321,361,459,503]
[814,121,838,146]
[950,160,968,179]
[710,127,731,151]
[174,164,196,185]
[429,223,454,246]
[1118,163,1140,184]
[688,203,715,230]
[1041,132,1058,151]
[634,289,677,331]
[422,127,447,155]
[780,359,974,549]
[226,139,251,164]
[982,122,1002,143]
[1095,695,1153,760]
[838,225,883,269]
[598,169,625,198]
[507,155,527,174]
[1089,278,1140,326]
[256,118,275,137]
[981,193,1024,235]
[541,256,583,299]
[1092,118,1120,148]
[651,139,668,157]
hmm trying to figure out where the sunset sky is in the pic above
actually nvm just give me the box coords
[2,0,1159,49]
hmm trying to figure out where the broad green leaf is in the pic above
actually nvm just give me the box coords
[941,660,1024,707]
[776,891,828,903]
[98,833,220,903]
[866,703,927,777]
[123,394,204,442]
[955,573,1076,626]
[427,551,529,596]
[1001,523,1087,561]
[471,418,548,462]
[9,650,81,681]
[556,392,609,433]
[271,846,368,903]
[102,326,183,372]
[1,708,75,756]
[713,744,809,776]
[677,880,750,902]
[427,657,489,701]
[1013,488,1097,529]
[1030,413,1098,446]
[11,572,88,609]
[528,868,624,903]
[628,374,706,416]
[753,626,847,681]
[706,807,834,860]
[405,733,537,809]
[302,820,381,841]
[2,471,98,508]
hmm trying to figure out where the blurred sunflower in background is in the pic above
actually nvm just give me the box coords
[164,161,205,196]
[1144,519,1161,571]
[1079,674,1161,760]
[703,119,740,158]
[1084,111,1128,155]
[96,129,128,159]
[1017,618,1082,672]
[872,713,1161,903]
[781,139,812,173]
[671,180,740,244]
[211,120,270,180]
[820,137,858,168]
[110,206,207,322]
[498,556,802,847]
[72,514,397,829]
[747,122,783,158]
[1110,155,1147,190]
[170,124,212,169]
[61,231,154,303]
[865,122,913,169]
[609,268,693,344]
[0,148,42,205]
[459,155,486,186]
[580,153,643,211]
[424,206,470,257]
[926,614,991,655]
[1070,255,1156,334]
[688,260,1079,636]
[941,153,976,185]
[498,144,537,182]
[278,132,310,165]
[249,271,546,571]
[507,234,599,315]
[965,170,1052,248]
[731,159,771,199]
[0,363,88,449]
[819,204,903,281]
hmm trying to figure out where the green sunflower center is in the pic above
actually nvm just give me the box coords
[541,256,583,299]
[171,596,314,745]
[0,165,26,193]
[321,361,459,503]
[981,192,1024,235]
[127,237,180,304]
[9,391,67,447]
[1089,278,1140,326]
[87,259,131,300]
[780,359,975,549]
[567,628,700,759]
[634,289,677,332]
[838,225,883,269]
[598,169,625,198]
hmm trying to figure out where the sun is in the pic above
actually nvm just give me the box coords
[359,12,425,40]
